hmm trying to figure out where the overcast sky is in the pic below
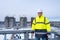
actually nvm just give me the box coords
[0,0,60,21]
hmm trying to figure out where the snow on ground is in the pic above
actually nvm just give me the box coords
[0,35,4,40]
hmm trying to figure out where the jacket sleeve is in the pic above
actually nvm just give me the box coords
[32,19,36,31]
[45,18,51,32]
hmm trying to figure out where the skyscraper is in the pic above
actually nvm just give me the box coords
[4,16,15,29]
[31,17,35,26]
[20,17,27,27]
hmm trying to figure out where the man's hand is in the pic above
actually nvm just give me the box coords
[31,33,34,39]
[47,32,51,39]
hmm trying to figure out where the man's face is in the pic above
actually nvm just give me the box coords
[38,12,42,16]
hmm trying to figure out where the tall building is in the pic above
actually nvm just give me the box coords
[4,16,15,29]
[20,17,27,27]
[31,17,35,26]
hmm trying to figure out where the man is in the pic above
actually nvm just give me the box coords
[32,9,51,40]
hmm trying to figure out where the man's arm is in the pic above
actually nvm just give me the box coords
[45,18,51,33]
[32,19,36,31]
[31,19,36,38]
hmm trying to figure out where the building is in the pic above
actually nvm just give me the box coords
[4,16,15,29]
[31,17,35,26]
[20,17,27,27]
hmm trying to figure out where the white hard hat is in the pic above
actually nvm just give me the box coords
[37,9,43,12]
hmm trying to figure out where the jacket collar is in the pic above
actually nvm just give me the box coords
[36,15,44,18]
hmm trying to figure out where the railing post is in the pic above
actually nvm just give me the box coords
[24,31,29,40]
[4,34,6,40]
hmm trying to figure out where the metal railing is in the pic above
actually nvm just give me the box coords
[0,30,34,40]
[0,27,60,40]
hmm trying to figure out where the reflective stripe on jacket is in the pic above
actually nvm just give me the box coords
[32,15,51,32]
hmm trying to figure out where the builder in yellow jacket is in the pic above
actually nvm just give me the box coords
[32,9,51,40]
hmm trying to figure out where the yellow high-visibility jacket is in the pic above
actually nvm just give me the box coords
[32,15,51,32]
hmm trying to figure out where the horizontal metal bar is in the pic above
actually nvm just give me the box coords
[0,30,34,34]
